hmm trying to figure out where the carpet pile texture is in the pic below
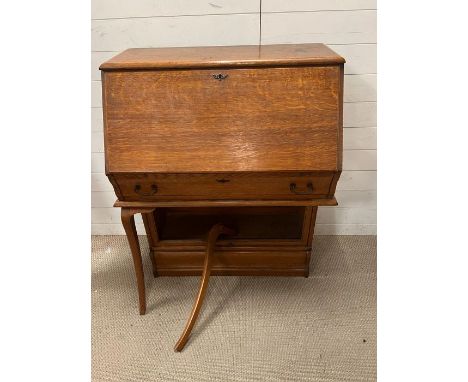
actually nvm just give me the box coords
[92,235,376,381]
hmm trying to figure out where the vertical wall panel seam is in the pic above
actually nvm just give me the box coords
[259,0,262,45]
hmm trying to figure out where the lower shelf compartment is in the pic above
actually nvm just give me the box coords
[146,205,317,277]
[157,206,306,241]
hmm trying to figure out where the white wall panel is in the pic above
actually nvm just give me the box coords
[91,107,103,132]
[344,74,376,102]
[317,207,376,224]
[261,11,376,45]
[92,191,115,208]
[91,81,101,107]
[91,52,114,80]
[343,127,376,149]
[332,44,376,74]
[335,190,376,208]
[92,0,258,19]
[91,173,113,192]
[92,14,259,52]
[344,102,376,127]
[263,0,376,12]
[91,2,377,235]
[91,132,104,152]
[337,171,376,191]
[343,150,376,170]
[91,153,105,173]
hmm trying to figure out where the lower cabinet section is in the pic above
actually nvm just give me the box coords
[148,206,317,276]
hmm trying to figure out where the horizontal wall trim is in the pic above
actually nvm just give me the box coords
[92,12,257,21]
[91,43,375,53]
[92,9,377,22]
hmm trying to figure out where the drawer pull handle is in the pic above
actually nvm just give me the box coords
[134,184,158,196]
[289,182,314,195]
[212,73,228,81]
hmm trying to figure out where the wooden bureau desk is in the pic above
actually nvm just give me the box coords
[100,43,345,350]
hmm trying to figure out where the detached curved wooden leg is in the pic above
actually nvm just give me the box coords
[174,223,236,352]
[121,208,147,315]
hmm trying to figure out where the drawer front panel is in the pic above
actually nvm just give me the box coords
[113,173,334,201]
[103,65,341,173]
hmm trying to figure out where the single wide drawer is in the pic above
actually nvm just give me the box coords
[112,172,335,201]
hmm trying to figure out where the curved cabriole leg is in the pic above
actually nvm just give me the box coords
[121,208,147,315]
[142,211,159,277]
[174,223,236,352]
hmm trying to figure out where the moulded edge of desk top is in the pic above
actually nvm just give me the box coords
[99,44,345,71]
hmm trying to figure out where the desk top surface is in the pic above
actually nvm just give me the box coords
[100,43,345,71]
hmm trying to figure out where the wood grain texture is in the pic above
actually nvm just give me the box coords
[95,72,375,103]
[94,192,377,209]
[112,172,335,201]
[174,223,236,351]
[93,102,372,131]
[91,0,377,236]
[157,206,306,242]
[113,198,339,208]
[92,170,376,194]
[91,222,377,235]
[95,128,377,152]
[153,250,309,276]
[103,65,341,173]
[100,44,344,70]
[92,206,378,225]
[120,208,148,314]
[93,44,374,79]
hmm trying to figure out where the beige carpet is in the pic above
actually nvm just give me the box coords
[92,236,376,382]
